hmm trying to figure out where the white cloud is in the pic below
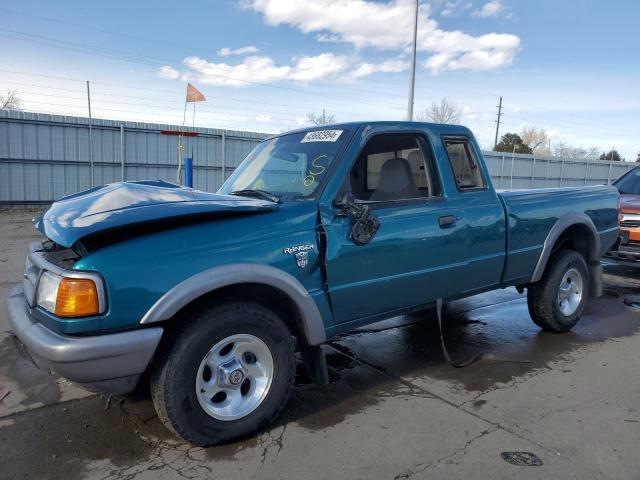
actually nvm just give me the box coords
[246,0,519,74]
[440,1,472,17]
[436,49,516,72]
[461,104,477,119]
[473,1,504,18]
[350,59,409,78]
[290,53,351,81]
[161,53,354,87]
[158,65,180,80]
[217,45,260,56]
[253,114,273,123]
[182,55,291,86]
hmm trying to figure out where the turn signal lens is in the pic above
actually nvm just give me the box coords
[55,278,99,317]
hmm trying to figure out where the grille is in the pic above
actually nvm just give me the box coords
[22,247,42,307]
[620,220,640,228]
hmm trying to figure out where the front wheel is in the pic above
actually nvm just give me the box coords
[527,249,590,333]
[150,301,295,446]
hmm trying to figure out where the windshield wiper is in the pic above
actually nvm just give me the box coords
[230,189,281,203]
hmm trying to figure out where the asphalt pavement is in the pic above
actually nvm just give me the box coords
[1,210,638,480]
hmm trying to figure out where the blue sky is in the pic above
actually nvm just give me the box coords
[1,0,638,159]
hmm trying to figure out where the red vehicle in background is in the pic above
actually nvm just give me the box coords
[606,166,640,261]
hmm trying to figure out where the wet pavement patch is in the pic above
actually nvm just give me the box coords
[325,279,640,395]
[623,294,640,310]
[500,451,543,466]
[0,395,169,480]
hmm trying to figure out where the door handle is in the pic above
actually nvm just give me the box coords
[438,215,457,228]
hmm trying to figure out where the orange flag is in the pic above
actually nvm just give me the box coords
[186,83,206,103]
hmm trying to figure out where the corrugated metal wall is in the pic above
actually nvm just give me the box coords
[0,110,635,203]
[483,151,634,190]
[0,110,269,203]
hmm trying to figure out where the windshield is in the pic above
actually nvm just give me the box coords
[614,167,640,194]
[218,129,349,200]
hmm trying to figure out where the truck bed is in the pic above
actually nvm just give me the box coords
[498,185,619,285]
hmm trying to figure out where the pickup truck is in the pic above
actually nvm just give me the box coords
[606,166,640,261]
[6,122,618,446]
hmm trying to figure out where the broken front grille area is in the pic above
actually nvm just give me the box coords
[22,241,82,307]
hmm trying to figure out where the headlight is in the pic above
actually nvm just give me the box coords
[37,271,60,313]
[37,271,100,317]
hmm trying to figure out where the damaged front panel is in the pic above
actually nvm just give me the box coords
[35,181,279,248]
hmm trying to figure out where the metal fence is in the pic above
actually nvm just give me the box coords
[483,151,634,190]
[0,111,270,204]
[0,110,635,204]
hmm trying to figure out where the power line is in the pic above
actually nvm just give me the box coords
[0,7,208,53]
[0,29,410,110]
[2,69,636,143]
[0,6,507,100]
[0,80,399,119]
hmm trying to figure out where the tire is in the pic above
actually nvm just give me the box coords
[150,301,295,446]
[527,249,590,333]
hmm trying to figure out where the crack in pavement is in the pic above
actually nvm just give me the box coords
[326,341,611,480]
[392,428,497,480]
[98,401,215,480]
[328,342,434,399]
[258,423,287,468]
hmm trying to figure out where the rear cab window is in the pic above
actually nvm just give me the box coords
[443,138,485,191]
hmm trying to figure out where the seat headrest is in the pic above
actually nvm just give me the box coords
[369,157,420,201]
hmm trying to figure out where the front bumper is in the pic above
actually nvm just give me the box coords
[605,231,640,262]
[6,285,163,394]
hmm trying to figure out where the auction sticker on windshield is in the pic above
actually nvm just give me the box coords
[301,130,343,143]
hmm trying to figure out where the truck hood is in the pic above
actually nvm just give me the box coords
[35,180,279,247]
[619,193,640,214]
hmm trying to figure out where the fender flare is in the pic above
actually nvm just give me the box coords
[530,212,600,283]
[140,263,327,345]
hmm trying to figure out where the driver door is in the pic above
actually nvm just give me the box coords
[321,132,467,325]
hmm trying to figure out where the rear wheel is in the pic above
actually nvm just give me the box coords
[527,249,589,332]
[150,301,295,446]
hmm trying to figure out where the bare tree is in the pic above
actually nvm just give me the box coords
[306,109,335,126]
[0,90,22,111]
[520,126,549,154]
[417,98,461,124]
[553,142,601,160]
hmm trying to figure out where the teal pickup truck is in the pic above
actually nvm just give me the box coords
[7,122,618,445]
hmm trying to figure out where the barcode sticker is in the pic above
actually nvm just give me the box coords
[301,130,343,143]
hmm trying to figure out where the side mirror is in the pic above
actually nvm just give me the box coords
[332,192,380,245]
[334,191,356,210]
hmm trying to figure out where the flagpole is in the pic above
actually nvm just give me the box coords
[177,87,188,184]
[192,101,197,157]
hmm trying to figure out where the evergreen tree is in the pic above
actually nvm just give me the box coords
[599,149,622,161]
[494,133,533,154]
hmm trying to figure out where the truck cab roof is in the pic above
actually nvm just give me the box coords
[274,121,475,139]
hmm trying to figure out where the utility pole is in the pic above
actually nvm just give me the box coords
[406,0,418,121]
[493,96,502,149]
[322,108,326,125]
[86,80,94,187]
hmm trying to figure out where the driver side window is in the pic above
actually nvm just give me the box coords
[349,134,439,202]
